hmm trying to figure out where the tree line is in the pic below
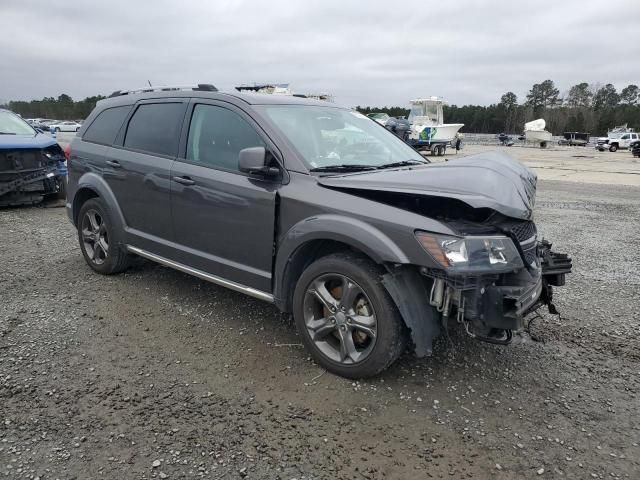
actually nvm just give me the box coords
[3,80,639,136]
[356,81,640,136]
[1,94,107,121]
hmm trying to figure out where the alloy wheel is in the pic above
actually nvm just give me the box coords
[303,274,377,364]
[81,209,109,265]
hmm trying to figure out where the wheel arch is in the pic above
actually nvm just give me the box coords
[72,173,127,243]
[273,214,410,312]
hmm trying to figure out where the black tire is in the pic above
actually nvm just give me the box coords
[55,127,61,132]
[609,144,618,152]
[77,198,130,275]
[292,252,407,379]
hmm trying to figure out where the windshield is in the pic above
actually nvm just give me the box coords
[260,106,425,170]
[0,110,36,135]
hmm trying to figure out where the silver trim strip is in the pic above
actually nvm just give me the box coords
[126,245,274,303]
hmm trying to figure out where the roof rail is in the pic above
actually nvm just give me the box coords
[108,84,218,98]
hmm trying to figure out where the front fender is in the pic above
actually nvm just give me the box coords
[273,214,410,306]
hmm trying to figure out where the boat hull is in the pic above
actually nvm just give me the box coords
[409,123,464,143]
[525,130,552,144]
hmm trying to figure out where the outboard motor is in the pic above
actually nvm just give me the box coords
[385,117,411,141]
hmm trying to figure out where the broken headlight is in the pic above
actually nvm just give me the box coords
[415,232,524,274]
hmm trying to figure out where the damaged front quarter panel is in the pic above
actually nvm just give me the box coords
[382,266,440,357]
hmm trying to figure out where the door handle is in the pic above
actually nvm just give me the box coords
[106,160,121,168]
[172,176,196,186]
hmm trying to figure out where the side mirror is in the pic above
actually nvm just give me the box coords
[238,147,279,177]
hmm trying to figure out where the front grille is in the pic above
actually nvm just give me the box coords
[507,221,537,266]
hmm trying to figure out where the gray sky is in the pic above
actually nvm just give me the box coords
[1,0,638,107]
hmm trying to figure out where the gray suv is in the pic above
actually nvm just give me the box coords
[66,84,571,378]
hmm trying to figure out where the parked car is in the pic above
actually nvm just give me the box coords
[366,112,390,125]
[66,84,571,378]
[0,109,67,206]
[26,119,51,131]
[48,120,82,132]
[559,132,590,146]
[631,139,640,157]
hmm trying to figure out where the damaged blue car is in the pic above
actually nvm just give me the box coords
[0,109,67,207]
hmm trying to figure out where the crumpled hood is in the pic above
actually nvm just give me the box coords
[317,151,537,220]
[0,133,57,150]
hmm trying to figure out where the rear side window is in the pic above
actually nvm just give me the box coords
[83,106,131,145]
[186,104,265,171]
[124,103,184,156]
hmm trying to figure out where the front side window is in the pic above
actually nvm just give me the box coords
[260,105,424,170]
[83,105,131,145]
[186,104,265,171]
[124,103,184,156]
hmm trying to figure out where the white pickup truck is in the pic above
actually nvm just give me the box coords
[596,131,639,152]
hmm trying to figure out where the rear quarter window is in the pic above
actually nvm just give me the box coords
[124,103,185,157]
[83,105,132,145]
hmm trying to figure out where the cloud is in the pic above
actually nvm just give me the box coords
[1,0,638,107]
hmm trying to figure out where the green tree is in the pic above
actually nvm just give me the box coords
[620,84,639,105]
[499,92,518,108]
[526,79,560,110]
[566,82,592,107]
[593,84,620,110]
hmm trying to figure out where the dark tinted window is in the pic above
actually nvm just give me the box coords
[83,106,131,145]
[186,104,265,171]
[124,103,184,156]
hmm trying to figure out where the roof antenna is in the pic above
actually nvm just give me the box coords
[147,80,152,87]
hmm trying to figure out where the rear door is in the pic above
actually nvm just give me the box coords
[104,99,187,255]
[169,100,281,292]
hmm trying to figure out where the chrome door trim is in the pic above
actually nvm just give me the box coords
[126,245,274,303]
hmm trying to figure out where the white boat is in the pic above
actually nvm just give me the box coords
[235,83,293,95]
[235,84,333,102]
[524,119,552,146]
[407,97,464,144]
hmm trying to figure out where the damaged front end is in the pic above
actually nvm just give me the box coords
[0,144,66,207]
[414,219,572,349]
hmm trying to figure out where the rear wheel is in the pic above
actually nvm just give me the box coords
[293,252,407,378]
[55,127,61,133]
[77,198,130,274]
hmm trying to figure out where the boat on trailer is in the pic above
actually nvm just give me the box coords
[524,119,552,148]
[405,97,464,156]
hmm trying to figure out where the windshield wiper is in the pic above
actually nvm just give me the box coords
[376,159,427,169]
[0,132,17,135]
[309,164,378,172]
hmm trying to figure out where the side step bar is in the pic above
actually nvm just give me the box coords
[126,245,274,303]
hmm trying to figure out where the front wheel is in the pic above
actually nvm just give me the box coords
[293,252,407,379]
[609,144,618,152]
[77,198,131,274]
[55,127,61,132]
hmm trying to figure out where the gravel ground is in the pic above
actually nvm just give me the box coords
[1,179,639,479]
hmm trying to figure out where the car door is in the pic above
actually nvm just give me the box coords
[169,101,281,293]
[103,99,188,256]
[619,134,630,148]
